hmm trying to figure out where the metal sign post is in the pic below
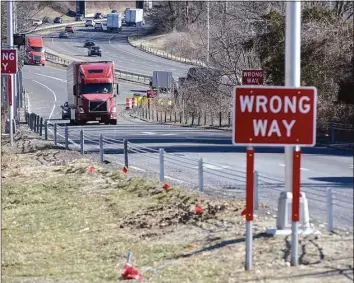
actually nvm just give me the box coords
[283,1,301,209]
[291,147,301,266]
[244,147,255,270]
[6,0,15,146]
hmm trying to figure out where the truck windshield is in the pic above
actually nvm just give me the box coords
[81,83,113,94]
[31,47,44,52]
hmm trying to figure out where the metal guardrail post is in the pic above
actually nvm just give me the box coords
[204,112,207,125]
[54,124,57,145]
[254,170,259,210]
[32,114,35,131]
[219,112,222,127]
[169,111,171,122]
[80,129,84,154]
[191,113,194,126]
[327,188,334,232]
[198,158,204,192]
[174,112,177,123]
[331,121,336,143]
[36,115,40,133]
[124,139,128,168]
[159,148,164,183]
[65,125,69,149]
[44,120,48,140]
[198,113,201,126]
[99,134,104,163]
[179,112,182,124]
[228,112,231,127]
[39,117,43,136]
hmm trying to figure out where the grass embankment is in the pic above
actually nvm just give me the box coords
[2,131,353,283]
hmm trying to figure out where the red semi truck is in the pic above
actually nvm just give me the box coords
[66,61,119,125]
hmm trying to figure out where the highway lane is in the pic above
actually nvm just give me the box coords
[41,25,192,78]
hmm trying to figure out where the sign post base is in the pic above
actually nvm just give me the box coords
[264,191,319,236]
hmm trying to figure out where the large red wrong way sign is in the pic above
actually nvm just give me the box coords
[232,86,317,146]
[1,49,18,74]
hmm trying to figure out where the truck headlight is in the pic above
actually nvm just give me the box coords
[79,107,84,113]
[112,106,116,112]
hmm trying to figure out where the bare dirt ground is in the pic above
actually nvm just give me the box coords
[2,125,353,283]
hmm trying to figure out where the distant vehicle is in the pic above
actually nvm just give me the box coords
[32,19,43,26]
[54,17,63,24]
[75,14,84,21]
[94,22,103,31]
[124,8,144,26]
[61,102,70,120]
[66,61,119,125]
[65,26,75,33]
[24,35,46,66]
[111,9,118,13]
[107,13,122,32]
[102,23,108,31]
[59,31,69,38]
[94,13,104,19]
[88,46,102,57]
[84,39,95,47]
[85,19,94,27]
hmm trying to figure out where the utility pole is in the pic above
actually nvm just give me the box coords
[7,0,15,146]
[207,0,210,64]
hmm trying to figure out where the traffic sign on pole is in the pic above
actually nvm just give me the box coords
[242,70,264,85]
[1,49,18,74]
[232,86,317,147]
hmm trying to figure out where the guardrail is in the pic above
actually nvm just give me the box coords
[45,52,151,85]
[25,19,107,34]
[23,111,354,232]
[127,35,206,67]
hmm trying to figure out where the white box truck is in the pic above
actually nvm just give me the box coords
[124,8,144,26]
[150,71,174,92]
[107,13,122,32]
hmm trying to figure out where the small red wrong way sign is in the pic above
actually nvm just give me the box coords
[232,86,317,146]
[1,49,18,74]
[242,69,264,85]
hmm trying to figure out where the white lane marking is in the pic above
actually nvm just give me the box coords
[129,166,146,172]
[278,164,285,167]
[24,77,57,120]
[161,133,176,136]
[142,131,157,135]
[300,168,310,171]
[192,164,230,170]
[165,175,186,183]
[350,165,353,168]
[34,73,67,82]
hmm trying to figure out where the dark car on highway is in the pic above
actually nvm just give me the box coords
[54,17,63,24]
[75,14,84,21]
[61,102,70,120]
[84,39,95,48]
[94,12,104,19]
[88,46,102,57]
[59,31,69,38]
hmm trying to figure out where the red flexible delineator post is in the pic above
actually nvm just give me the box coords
[292,149,301,222]
[246,148,255,221]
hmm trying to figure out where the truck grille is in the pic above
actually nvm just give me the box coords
[34,55,41,61]
[89,101,107,112]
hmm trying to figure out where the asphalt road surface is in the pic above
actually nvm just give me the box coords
[41,24,192,78]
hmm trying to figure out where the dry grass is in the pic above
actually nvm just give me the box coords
[2,131,354,283]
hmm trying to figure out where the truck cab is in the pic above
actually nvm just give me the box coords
[67,61,119,125]
[24,36,46,66]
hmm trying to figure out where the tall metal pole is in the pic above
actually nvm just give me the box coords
[207,0,210,64]
[284,2,301,193]
[7,0,14,146]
